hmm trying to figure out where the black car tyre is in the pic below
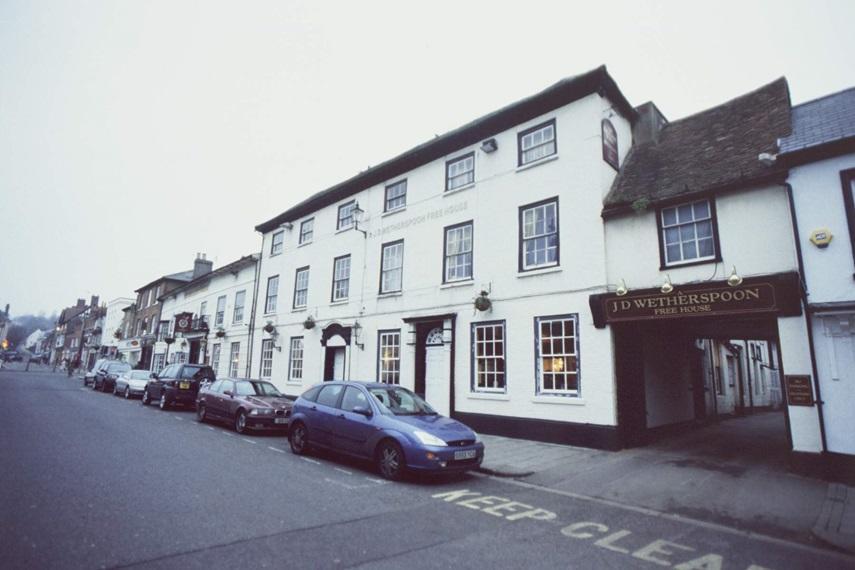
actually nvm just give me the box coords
[159,393,168,410]
[141,390,150,405]
[377,440,406,481]
[112,384,118,395]
[124,387,130,399]
[235,410,247,434]
[197,403,207,423]
[289,422,309,455]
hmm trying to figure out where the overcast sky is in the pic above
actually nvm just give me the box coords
[1,0,853,317]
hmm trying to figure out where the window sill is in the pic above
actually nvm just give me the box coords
[335,226,354,235]
[262,312,276,317]
[444,183,475,196]
[297,241,313,248]
[467,392,510,402]
[285,380,303,386]
[659,256,720,271]
[270,251,283,258]
[516,154,558,173]
[377,292,403,299]
[382,207,406,218]
[517,266,561,278]
[440,280,473,289]
[531,396,584,405]
[329,299,349,306]
[291,308,307,313]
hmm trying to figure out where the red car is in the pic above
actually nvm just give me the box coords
[196,379,294,434]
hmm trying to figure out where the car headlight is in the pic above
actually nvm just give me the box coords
[472,431,482,444]
[249,408,274,416]
[413,430,447,447]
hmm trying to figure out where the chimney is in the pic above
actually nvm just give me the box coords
[633,101,668,145]
[90,295,99,308]
[193,252,213,279]
[76,298,86,308]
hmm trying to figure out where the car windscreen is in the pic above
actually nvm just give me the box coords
[368,386,437,416]
[250,381,282,397]
[107,363,131,374]
[181,366,214,380]
[235,382,256,396]
[130,371,150,380]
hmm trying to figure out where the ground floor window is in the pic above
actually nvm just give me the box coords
[229,342,240,377]
[377,330,401,384]
[152,353,165,374]
[260,339,273,379]
[288,337,303,382]
[535,315,579,395]
[471,321,506,392]
[211,343,221,375]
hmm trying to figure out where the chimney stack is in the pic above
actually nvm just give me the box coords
[193,252,213,279]
[90,295,99,308]
[633,101,668,145]
[76,299,86,308]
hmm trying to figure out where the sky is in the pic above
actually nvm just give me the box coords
[1,0,854,316]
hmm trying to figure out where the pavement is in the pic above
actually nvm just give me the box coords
[478,410,855,554]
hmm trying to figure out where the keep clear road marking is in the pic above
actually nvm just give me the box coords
[301,457,321,465]
[268,446,285,453]
[333,467,352,476]
[242,438,256,444]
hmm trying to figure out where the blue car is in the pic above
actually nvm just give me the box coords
[288,381,484,480]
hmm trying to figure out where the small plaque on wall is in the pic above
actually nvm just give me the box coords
[785,375,814,406]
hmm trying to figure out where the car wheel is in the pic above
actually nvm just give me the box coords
[124,387,130,399]
[197,403,207,423]
[112,384,118,396]
[141,390,150,406]
[159,393,168,410]
[377,440,406,481]
[235,410,247,434]
[289,422,309,455]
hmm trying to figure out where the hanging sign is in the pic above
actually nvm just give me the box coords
[602,119,619,170]
[785,375,814,406]
[174,312,194,333]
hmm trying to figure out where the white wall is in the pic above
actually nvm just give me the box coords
[102,297,134,348]
[789,153,855,304]
[251,92,633,427]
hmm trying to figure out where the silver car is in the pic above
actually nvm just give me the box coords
[114,369,152,399]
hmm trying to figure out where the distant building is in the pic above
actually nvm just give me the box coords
[101,297,135,359]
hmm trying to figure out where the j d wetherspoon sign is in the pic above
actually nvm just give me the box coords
[604,283,776,322]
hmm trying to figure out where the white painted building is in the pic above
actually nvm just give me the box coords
[780,86,855,456]
[101,297,135,358]
[155,254,259,378]
[250,67,635,448]
[593,79,823,452]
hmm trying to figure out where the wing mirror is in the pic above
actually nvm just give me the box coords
[149,373,158,380]
[224,390,234,398]
[352,406,373,418]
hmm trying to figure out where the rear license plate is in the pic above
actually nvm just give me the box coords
[454,449,477,460]
[179,382,190,390]
[274,418,288,424]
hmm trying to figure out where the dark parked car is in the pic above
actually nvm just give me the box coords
[1,350,22,362]
[93,361,132,392]
[288,381,484,480]
[196,379,294,434]
[143,363,215,410]
[84,359,109,386]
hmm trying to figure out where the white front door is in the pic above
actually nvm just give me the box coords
[816,315,855,455]
[333,348,345,381]
[424,328,449,416]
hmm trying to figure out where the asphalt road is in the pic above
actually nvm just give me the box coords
[1,369,853,570]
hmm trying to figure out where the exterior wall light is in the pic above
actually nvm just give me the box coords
[616,279,628,296]
[660,274,674,294]
[352,321,364,350]
[303,316,316,330]
[480,138,498,153]
[352,202,367,237]
[727,266,743,287]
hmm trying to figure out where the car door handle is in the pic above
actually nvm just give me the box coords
[310,406,317,411]
[337,414,345,418]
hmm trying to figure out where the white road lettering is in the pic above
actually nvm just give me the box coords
[673,554,723,570]
[594,530,634,553]
[561,522,609,539]
[432,490,556,522]
[632,539,695,566]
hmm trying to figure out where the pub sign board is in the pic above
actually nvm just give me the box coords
[602,119,619,171]
[173,312,194,333]
[785,375,814,406]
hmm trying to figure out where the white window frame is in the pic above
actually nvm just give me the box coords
[520,198,559,271]
[380,240,404,294]
[518,120,556,166]
[535,314,580,396]
[331,255,351,302]
[288,337,304,382]
[377,330,401,384]
[293,267,310,309]
[471,321,506,393]
[260,339,273,380]
[265,275,279,314]
[444,222,473,283]
[660,199,717,267]
[228,342,240,378]
[214,295,226,327]
[299,218,314,245]
[337,201,356,230]
[384,180,407,212]
[211,343,221,375]
[233,290,246,324]
[446,153,475,191]
[271,231,284,256]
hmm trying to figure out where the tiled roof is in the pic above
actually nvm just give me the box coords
[603,78,791,216]
[164,270,195,282]
[779,86,855,155]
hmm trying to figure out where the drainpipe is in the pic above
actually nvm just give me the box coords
[246,249,263,378]
[784,182,828,452]
[743,340,755,412]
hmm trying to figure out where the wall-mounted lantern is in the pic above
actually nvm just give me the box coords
[303,316,316,330]
[474,291,492,312]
